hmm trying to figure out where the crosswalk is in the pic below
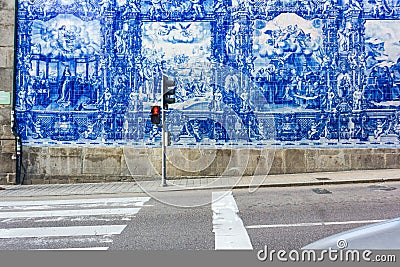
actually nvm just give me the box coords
[0,196,151,250]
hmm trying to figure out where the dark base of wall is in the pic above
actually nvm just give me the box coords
[22,174,136,185]
[10,146,400,185]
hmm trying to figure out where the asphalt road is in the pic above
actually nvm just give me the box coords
[235,181,400,251]
[0,181,399,250]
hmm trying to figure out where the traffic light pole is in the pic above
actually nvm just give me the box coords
[160,74,175,187]
[161,105,167,187]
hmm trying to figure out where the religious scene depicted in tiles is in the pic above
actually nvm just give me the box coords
[14,0,400,147]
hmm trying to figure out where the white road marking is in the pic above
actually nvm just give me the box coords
[246,219,387,229]
[0,197,151,207]
[0,208,141,219]
[0,225,126,239]
[0,196,151,250]
[36,247,109,251]
[212,191,253,250]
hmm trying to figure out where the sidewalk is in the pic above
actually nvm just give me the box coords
[0,169,399,198]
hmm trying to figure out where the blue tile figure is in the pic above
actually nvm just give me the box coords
[14,0,400,147]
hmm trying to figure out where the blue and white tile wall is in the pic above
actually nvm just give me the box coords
[14,0,400,148]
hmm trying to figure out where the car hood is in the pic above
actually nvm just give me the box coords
[302,217,400,250]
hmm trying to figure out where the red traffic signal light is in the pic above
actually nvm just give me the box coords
[150,105,161,125]
[151,105,160,115]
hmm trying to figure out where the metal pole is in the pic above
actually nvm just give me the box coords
[12,0,22,185]
[161,80,167,187]
[161,111,167,186]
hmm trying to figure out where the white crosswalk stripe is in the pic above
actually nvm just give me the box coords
[212,191,253,250]
[0,207,142,219]
[0,225,127,239]
[0,196,151,250]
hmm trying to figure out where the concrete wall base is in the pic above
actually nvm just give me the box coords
[11,146,400,184]
[0,138,16,184]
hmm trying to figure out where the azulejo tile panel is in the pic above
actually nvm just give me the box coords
[14,0,400,147]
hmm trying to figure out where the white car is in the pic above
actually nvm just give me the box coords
[302,217,400,250]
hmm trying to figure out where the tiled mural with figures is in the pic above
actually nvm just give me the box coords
[14,0,400,147]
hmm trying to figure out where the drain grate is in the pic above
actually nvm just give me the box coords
[368,185,397,191]
[315,177,331,181]
[312,188,332,194]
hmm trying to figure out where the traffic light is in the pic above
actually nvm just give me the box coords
[162,75,176,110]
[150,105,161,125]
